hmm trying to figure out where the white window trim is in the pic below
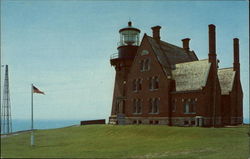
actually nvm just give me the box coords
[148,98,160,114]
[140,59,151,72]
[149,76,159,91]
[133,98,143,114]
[183,99,196,114]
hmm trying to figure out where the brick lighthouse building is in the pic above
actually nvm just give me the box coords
[109,22,243,127]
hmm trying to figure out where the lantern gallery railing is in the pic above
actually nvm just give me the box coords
[110,53,119,60]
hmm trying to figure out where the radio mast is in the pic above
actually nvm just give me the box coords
[1,65,12,134]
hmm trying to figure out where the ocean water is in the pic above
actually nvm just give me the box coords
[2,118,249,134]
[5,119,83,133]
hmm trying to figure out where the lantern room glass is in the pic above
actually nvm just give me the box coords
[119,30,140,46]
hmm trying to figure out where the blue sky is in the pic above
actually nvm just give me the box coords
[1,1,249,123]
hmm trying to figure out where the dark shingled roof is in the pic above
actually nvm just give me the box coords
[218,68,235,95]
[146,35,198,76]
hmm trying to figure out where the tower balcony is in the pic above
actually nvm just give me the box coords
[110,53,119,60]
[110,45,139,66]
[110,53,120,66]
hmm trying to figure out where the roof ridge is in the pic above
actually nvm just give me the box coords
[146,35,184,50]
[218,67,234,70]
[175,59,208,65]
[199,59,209,61]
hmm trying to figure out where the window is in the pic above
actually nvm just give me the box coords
[144,59,150,70]
[149,77,153,90]
[132,79,137,91]
[141,50,149,56]
[189,100,196,113]
[132,79,142,92]
[184,102,189,114]
[149,76,159,90]
[183,98,196,114]
[155,76,159,89]
[153,99,159,113]
[138,79,142,91]
[133,99,137,113]
[191,120,195,125]
[149,98,153,113]
[133,99,142,114]
[184,120,189,125]
[140,60,144,71]
[149,99,153,113]
[137,99,142,113]
[140,59,150,71]
[149,98,159,114]
[172,99,176,112]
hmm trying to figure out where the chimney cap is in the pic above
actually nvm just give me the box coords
[182,38,190,41]
[151,25,161,30]
[208,24,216,28]
[233,38,239,41]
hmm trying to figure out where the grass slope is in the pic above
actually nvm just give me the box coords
[1,125,249,158]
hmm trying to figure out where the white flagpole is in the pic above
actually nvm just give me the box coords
[31,84,34,146]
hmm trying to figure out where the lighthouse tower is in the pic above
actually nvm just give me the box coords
[109,22,140,124]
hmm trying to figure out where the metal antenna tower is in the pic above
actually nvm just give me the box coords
[1,65,12,134]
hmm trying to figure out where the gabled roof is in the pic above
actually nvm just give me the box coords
[218,68,235,95]
[171,59,211,92]
[146,35,198,76]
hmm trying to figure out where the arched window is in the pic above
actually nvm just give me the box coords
[172,99,176,112]
[155,76,159,89]
[137,99,142,113]
[183,99,196,114]
[149,98,159,114]
[140,60,144,71]
[133,99,137,113]
[138,79,142,90]
[139,59,150,71]
[144,59,150,71]
[149,77,153,90]
[132,79,142,92]
[133,99,142,114]
[149,98,153,113]
[189,99,196,113]
[149,76,159,90]
[132,79,137,91]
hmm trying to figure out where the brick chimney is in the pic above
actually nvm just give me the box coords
[182,38,190,52]
[233,38,240,77]
[208,24,218,127]
[208,24,217,68]
[151,26,161,42]
[233,38,240,74]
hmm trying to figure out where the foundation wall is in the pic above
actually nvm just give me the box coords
[122,116,222,127]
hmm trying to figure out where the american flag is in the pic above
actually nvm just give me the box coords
[33,86,45,95]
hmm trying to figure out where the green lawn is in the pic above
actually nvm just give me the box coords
[1,125,249,158]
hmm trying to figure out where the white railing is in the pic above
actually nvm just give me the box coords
[110,53,119,60]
